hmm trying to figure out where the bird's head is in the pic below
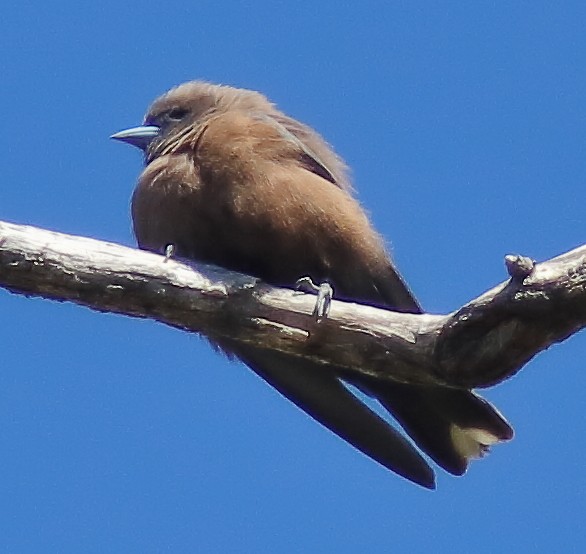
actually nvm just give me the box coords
[111,80,350,189]
[110,81,273,162]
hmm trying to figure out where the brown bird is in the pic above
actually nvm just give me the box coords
[112,81,513,488]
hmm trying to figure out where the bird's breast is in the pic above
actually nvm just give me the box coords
[131,145,389,301]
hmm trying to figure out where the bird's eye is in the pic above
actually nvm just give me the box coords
[167,108,189,121]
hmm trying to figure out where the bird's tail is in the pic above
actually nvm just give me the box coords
[373,383,514,475]
[218,339,512,487]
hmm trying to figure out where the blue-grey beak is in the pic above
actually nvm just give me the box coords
[110,125,160,151]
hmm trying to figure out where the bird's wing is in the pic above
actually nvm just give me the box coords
[355,261,514,477]
[369,262,423,313]
[222,341,436,489]
[251,113,423,314]
[195,110,512,486]
[250,111,339,186]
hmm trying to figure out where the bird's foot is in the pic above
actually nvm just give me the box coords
[294,277,333,321]
[163,244,176,263]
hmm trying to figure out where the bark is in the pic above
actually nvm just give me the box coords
[1,219,585,388]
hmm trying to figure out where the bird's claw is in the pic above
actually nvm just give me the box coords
[163,244,176,262]
[294,277,333,321]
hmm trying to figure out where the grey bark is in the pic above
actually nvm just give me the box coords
[1,219,585,388]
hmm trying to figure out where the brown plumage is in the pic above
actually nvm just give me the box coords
[112,81,513,488]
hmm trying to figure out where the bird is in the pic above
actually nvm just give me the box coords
[111,81,513,489]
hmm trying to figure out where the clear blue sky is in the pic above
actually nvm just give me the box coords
[1,2,585,552]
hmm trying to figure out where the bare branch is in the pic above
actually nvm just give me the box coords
[1,219,585,388]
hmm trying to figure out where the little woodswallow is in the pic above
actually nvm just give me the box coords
[112,81,513,489]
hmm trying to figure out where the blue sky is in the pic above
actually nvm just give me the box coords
[1,2,585,552]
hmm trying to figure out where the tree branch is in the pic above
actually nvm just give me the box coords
[1,219,585,388]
